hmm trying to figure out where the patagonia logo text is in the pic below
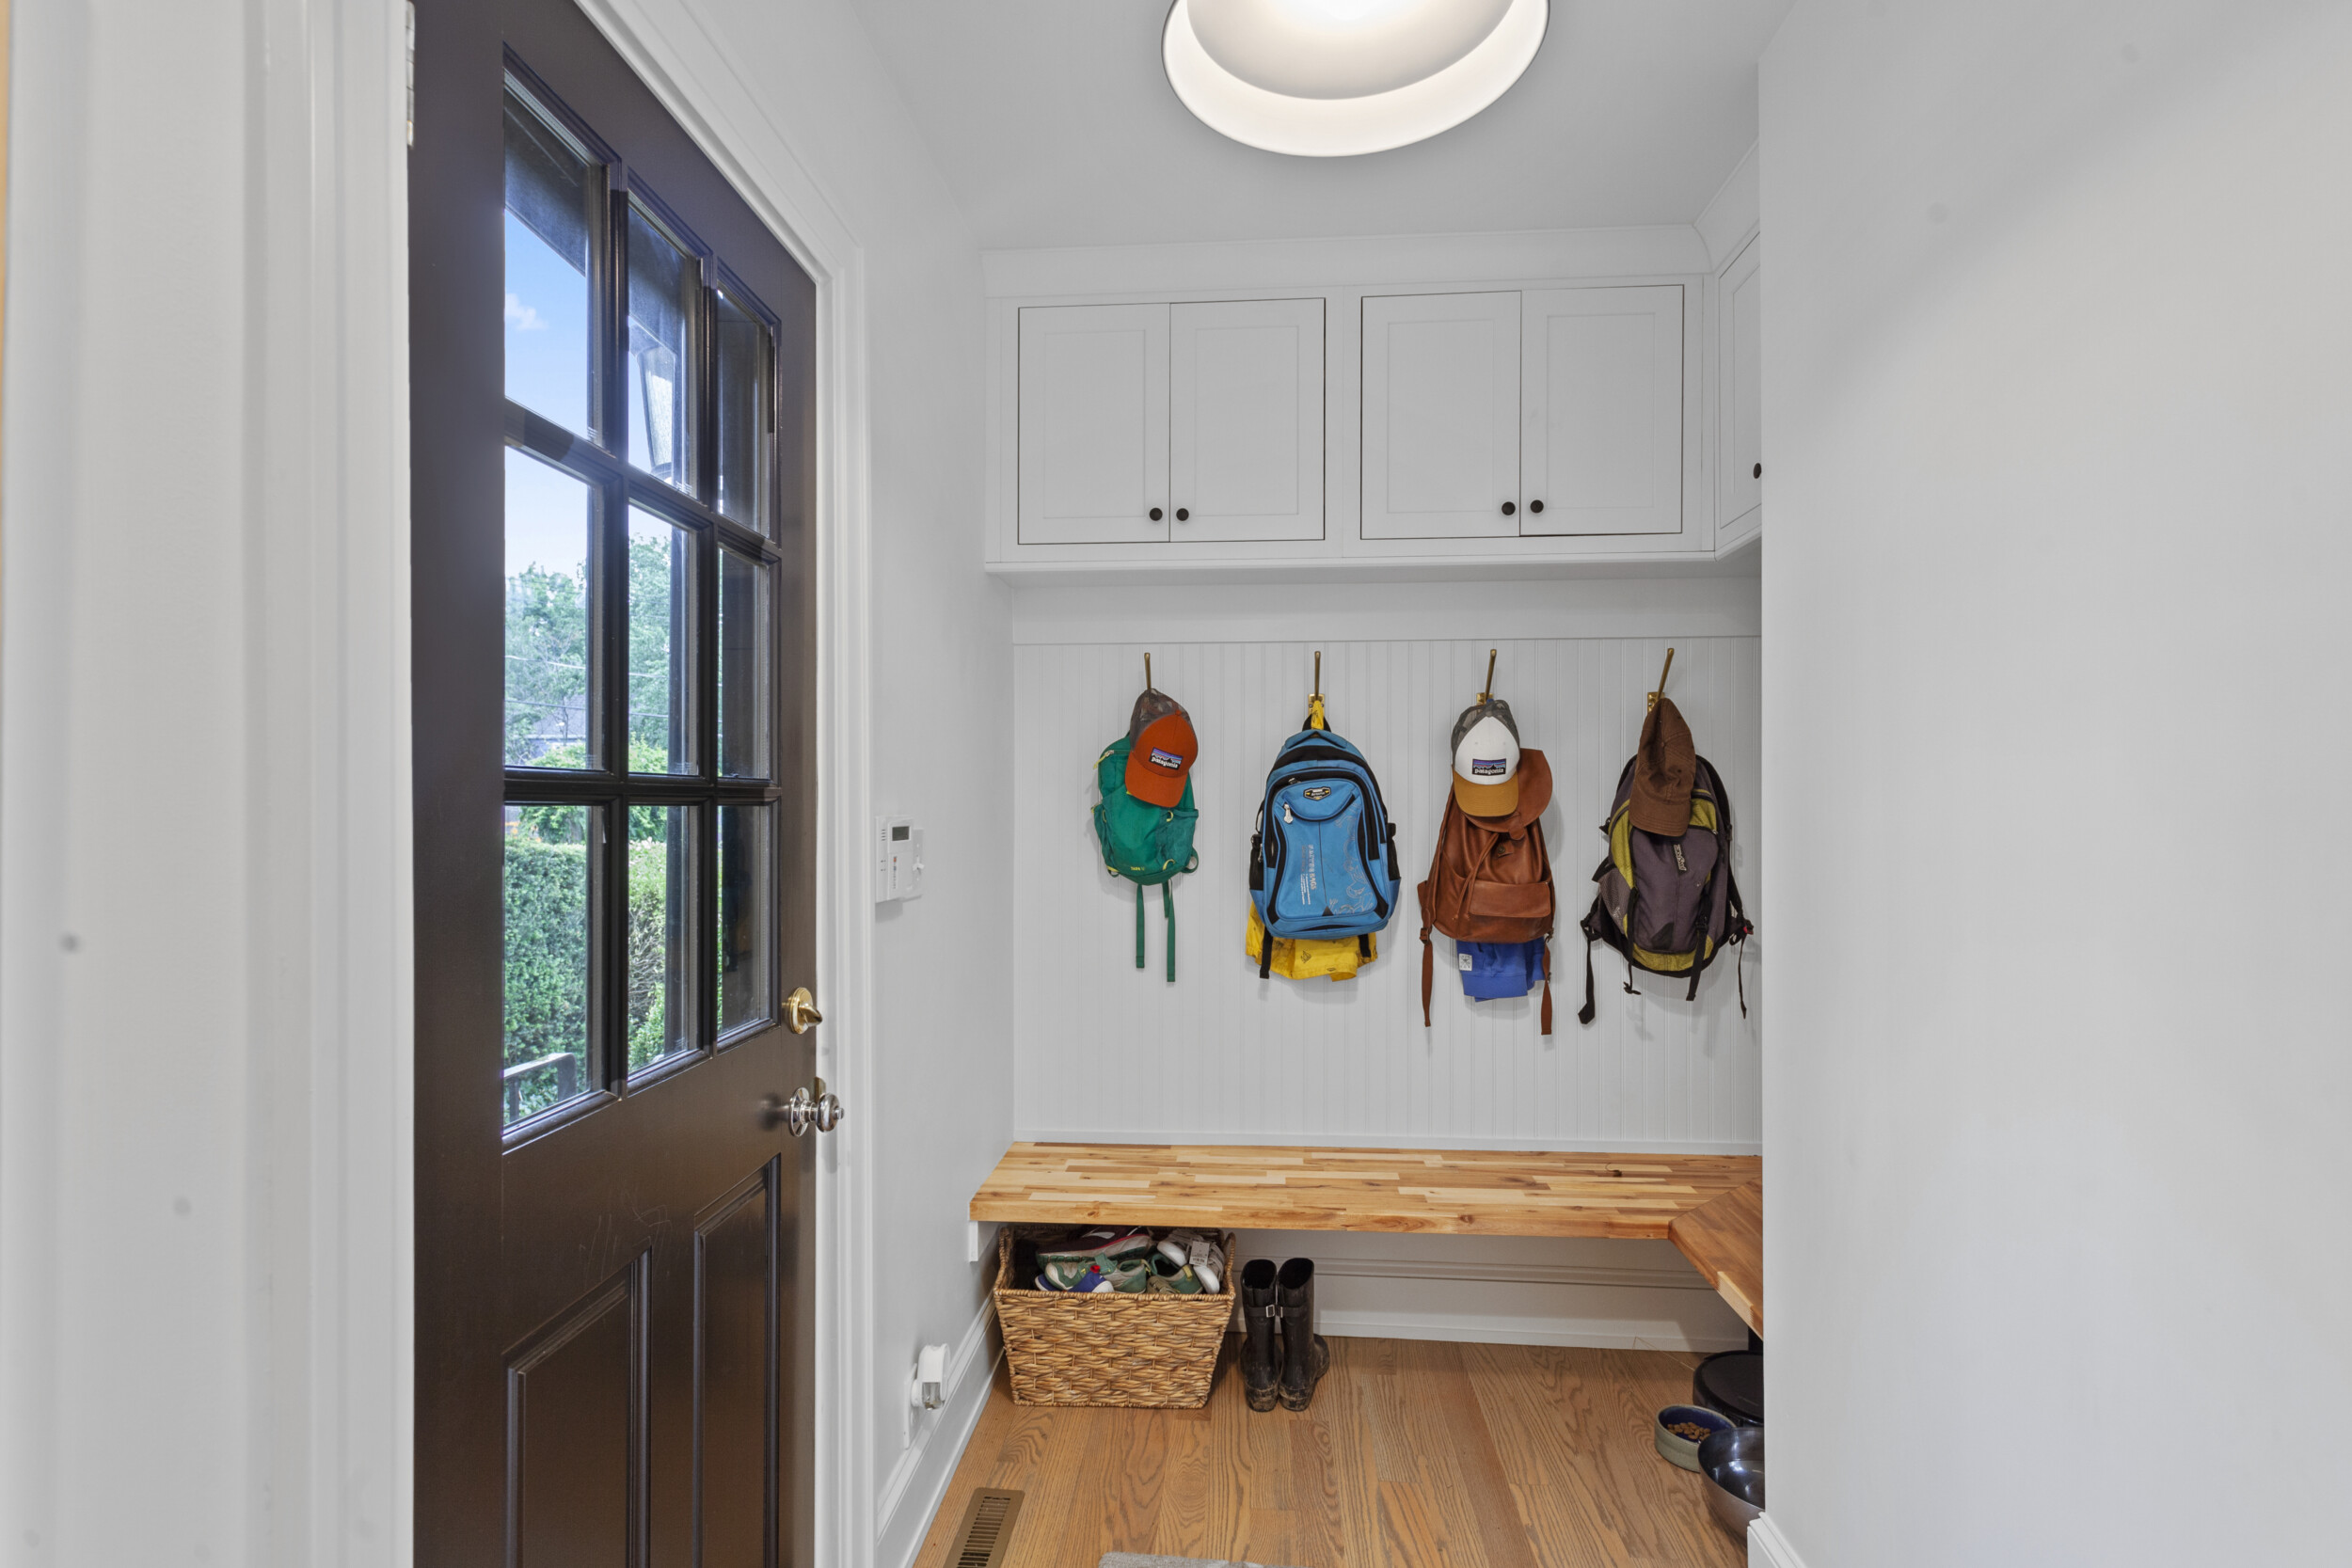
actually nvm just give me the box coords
[1149,748,1184,770]
[1470,757,1508,778]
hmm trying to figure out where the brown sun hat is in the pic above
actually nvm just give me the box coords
[1629,697,1696,835]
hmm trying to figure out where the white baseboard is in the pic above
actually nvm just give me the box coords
[1748,1514,1806,1568]
[1317,1308,1746,1352]
[875,1302,999,1568]
[1236,1231,1753,1354]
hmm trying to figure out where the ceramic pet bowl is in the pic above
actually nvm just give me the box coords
[1653,1403,1735,1471]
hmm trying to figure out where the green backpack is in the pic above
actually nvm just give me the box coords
[1094,736,1200,980]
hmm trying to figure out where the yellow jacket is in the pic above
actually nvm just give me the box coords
[1244,903,1378,982]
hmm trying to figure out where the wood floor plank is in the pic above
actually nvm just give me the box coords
[1241,1506,1295,1568]
[1421,1343,1541,1568]
[1378,1477,1480,1568]
[1089,1405,1176,1562]
[1291,1338,1375,1568]
[1144,1391,1220,1561]
[1510,1482,1632,1568]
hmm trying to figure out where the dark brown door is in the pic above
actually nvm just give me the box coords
[409,2,819,1562]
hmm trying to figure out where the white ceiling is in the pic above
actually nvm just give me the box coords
[849,0,1792,252]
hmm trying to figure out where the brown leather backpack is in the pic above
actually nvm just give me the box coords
[1417,748,1559,1033]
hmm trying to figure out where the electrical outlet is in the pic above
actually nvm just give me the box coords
[900,1342,948,1449]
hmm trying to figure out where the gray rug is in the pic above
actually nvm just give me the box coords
[1099,1557,1307,1568]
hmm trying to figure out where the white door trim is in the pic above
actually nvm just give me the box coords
[569,6,878,1566]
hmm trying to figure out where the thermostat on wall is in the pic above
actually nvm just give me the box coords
[875,816,924,903]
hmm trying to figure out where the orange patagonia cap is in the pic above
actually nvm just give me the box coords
[1124,689,1199,807]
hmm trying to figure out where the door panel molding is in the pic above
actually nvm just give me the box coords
[504,1255,652,1568]
[695,1160,781,1568]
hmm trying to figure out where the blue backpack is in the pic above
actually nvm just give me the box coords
[1248,702,1401,976]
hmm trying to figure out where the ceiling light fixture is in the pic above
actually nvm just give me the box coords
[1163,0,1549,158]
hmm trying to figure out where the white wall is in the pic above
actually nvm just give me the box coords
[1760,4,2352,1564]
[1,2,413,1563]
[596,5,1015,1565]
[1012,595,1762,1150]
[1009,575,1761,1348]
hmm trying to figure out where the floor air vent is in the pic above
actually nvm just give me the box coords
[946,1487,1024,1568]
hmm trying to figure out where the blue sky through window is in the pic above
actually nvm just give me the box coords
[504,210,591,437]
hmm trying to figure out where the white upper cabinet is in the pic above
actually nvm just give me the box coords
[989,250,1743,572]
[1169,298,1325,543]
[1716,238,1763,544]
[1018,303,1170,545]
[1360,292,1521,540]
[1519,285,1686,537]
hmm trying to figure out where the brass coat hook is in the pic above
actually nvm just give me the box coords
[1648,647,1676,712]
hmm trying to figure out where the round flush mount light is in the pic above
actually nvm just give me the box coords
[1164,0,1549,158]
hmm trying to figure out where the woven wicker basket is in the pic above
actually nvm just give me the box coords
[991,1225,1239,1408]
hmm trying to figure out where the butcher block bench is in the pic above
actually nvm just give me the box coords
[971,1141,1763,1332]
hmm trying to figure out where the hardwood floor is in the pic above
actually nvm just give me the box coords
[914,1337,1747,1568]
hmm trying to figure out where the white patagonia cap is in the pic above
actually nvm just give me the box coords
[1450,697,1521,816]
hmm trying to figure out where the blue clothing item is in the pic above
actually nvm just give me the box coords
[1457,939,1547,1001]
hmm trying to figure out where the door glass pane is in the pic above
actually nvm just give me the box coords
[628,804,696,1072]
[712,289,771,530]
[718,549,769,779]
[502,87,597,439]
[718,804,772,1038]
[627,203,696,492]
[627,508,692,774]
[504,803,597,1125]
[506,448,595,768]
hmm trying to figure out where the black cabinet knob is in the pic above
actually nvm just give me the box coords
[1149,507,1163,521]
[1528,499,1544,515]
[1501,501,1517,516]
[1753,462,1763,479]
[1175,507,1189,521]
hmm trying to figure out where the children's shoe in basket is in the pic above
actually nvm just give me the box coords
[1156,1229,1226,1294]
[1037,1227,1154,1268]
[1040,1256,1152,1293]
[1147,1256,1205,1294]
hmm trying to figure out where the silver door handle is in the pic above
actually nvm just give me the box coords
[767,1087,817,1137]
[768,1077,845,1138]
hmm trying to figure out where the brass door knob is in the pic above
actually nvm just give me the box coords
[785,986,823,1034]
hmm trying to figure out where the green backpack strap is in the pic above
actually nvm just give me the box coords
[1134,882,1146,971]
[1163,881,1175,982]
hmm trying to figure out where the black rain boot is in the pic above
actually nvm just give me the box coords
[1276,1258,1330,1413]
[1239,1258,1283,1412]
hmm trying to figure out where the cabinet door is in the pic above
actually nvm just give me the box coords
[1717,238,1762,540]
[1360,292,1520,540]
[1519,285,1685,536]
[1018,303,1169,544]
[1169,298,1324,543]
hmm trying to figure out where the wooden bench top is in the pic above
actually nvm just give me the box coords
[1668,1177,1764,1338]
[971,1141,1762,1243]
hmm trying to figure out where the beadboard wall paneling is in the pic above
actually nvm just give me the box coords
[1012,632,1761,1152]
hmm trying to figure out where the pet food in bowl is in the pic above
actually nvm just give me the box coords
[1653,1403,1734,1471]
